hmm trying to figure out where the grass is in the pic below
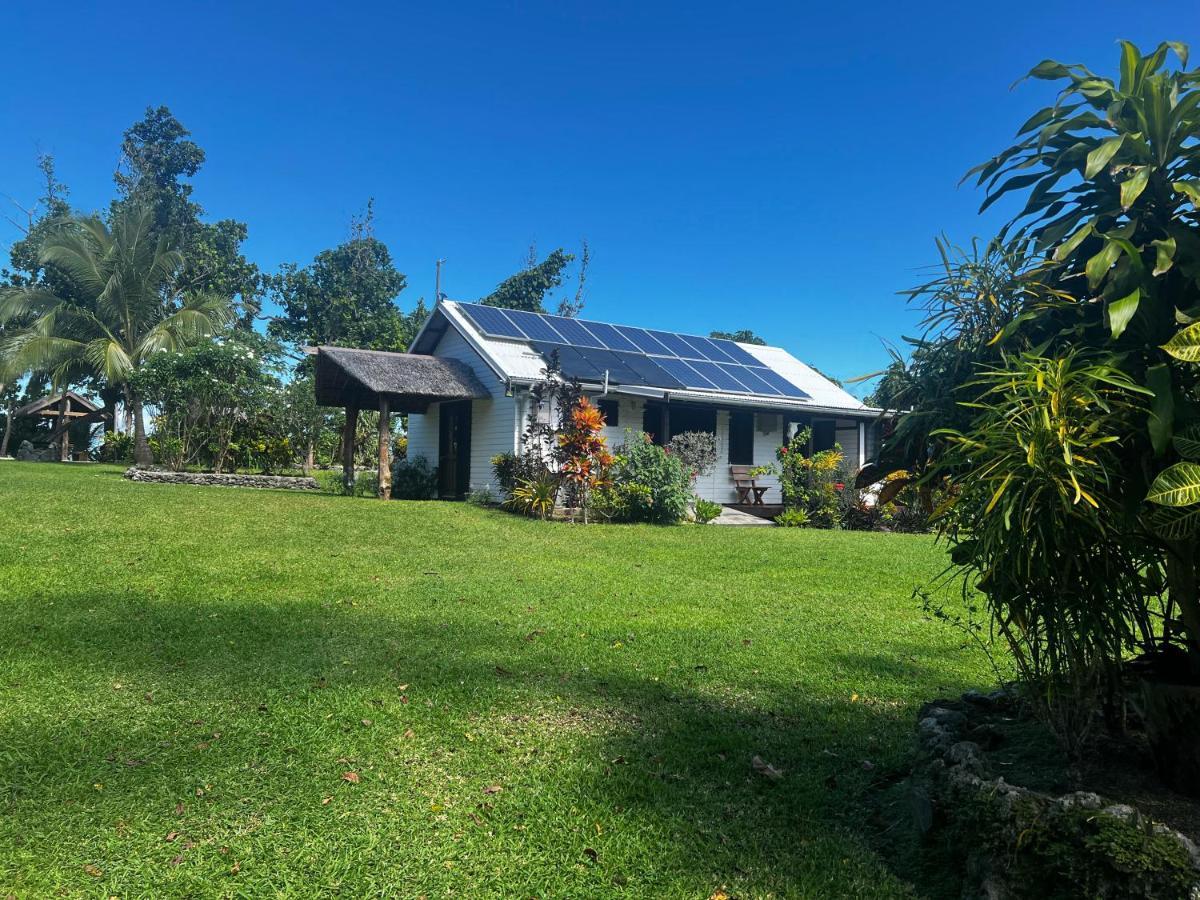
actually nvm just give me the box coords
[0,462,989,897]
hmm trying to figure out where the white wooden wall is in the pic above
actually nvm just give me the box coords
[404,328,518,495]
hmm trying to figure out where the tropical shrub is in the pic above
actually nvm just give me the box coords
[94,431,133,463]
[610,433,692,524]
[775,508,810,528]
[391,456,438,500]
[505,471,561,520]
[492,451,552,496]
[557,396,614,523]
[693,497,723,524]
[776,427,843,527]
[904,40,1200,760]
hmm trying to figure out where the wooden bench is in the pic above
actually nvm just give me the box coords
[730,465,769,505]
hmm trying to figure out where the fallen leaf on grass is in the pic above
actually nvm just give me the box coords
[402,728,415,739]
[164,831,180,842]
[229,861,241,875]
[361,719,373,727]
[174,803,185,815]
[583,847,598,861]
[710,890,731,900]
[83,864,103,877]
[168,854,183,866]
[751,755,783,781]
[321,796,332,805]
[482,784,503,795]
[342,772,361,784]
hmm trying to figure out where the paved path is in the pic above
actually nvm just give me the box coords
[711,506,775,526]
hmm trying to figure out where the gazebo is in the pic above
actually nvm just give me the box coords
[14,392,107,461]
[312,346,489,499]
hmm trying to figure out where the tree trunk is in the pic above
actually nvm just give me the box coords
[1,404,13,458]
[54,395,70,462]
[342,406,359,494]
[132,395,153,467]
[378,397,392,500]
[303,441,315,476]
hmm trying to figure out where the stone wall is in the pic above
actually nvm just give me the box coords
[913,691,1200,898]
[123,468,319,491]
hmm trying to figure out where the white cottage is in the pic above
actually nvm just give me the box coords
[396,300,885,503]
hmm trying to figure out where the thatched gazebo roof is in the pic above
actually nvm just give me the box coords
[313,346,490,412]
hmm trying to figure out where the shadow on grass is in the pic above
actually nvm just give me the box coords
[0,591,978,896]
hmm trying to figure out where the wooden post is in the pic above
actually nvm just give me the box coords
[377,396,392,500]
[342,406,359,494]
[58,396,71,462]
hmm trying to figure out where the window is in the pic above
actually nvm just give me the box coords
[597,398,619,427]
[728,410,753,465]
[668,406,716,437]
[812,419,836,452]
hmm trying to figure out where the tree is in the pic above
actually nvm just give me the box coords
[481,243,589,315]
[111,106,263,326]
[896,41,1200,768]
[709,329,766,345]
[0,204,233,466]
[268,202,425,354]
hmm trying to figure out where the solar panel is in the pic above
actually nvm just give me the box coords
[460,303,525,339]
[749,366,809,398]
[505,309,565,343]
[545,315,605,348]
[727,365,782,395]
[616,326,672,355]
[691,337,739,364]
[647,329,702,359]
[578,348,643,385]
[532,343,604,381]
[677,335,723,361]
[655,357,716,390]
[711,339,761,366]
[688,360,750,392]
[608,353,678,389]
[580,320,640,352]
[455,302,813,400]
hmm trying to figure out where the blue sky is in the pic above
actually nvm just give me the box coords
[1,2,1192,395]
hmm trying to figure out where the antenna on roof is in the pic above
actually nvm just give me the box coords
[435,258,447,303]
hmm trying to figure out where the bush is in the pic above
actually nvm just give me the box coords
[491,451,552,495]
[693,497,723,524]
[610,433,692,524]
[94,431,133,464]
[775,508,810,528]
[391,456,439,500]
[668,431,718,480]
[505,471,561,520]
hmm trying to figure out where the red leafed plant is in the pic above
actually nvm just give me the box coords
[557,397,614,524]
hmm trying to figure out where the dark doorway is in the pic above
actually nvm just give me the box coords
[438,401,472,499]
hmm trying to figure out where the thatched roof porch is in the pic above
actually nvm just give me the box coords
[312,346,489,500]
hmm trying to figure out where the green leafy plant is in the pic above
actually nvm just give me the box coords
[693,497,723,525]
[775,508,810,528]
[609,432,692,524]
[391,456,438,500]
[505,471,561,520]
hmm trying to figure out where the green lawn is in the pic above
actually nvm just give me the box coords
[0,463,987,898]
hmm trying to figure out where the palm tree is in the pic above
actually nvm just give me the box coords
[0,204,232,466]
